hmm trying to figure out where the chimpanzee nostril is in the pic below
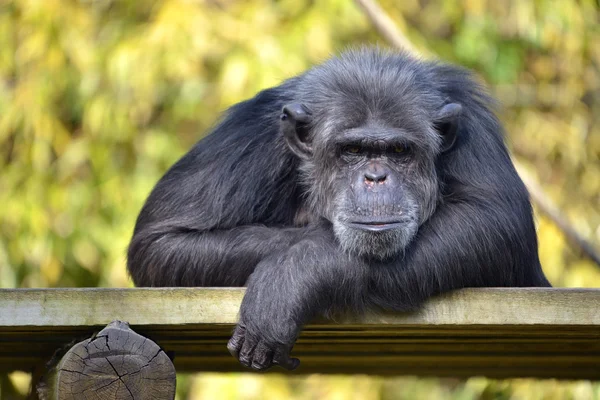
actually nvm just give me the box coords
[364,171,387,183]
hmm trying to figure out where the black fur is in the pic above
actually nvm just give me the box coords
[128,48,550,371]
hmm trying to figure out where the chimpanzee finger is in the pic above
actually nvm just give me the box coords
[250,342,274,371]
[272,346,300,371]
[227,325,246,359]
[238,334,258,368]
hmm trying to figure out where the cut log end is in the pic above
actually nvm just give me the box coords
[40,320,176,400]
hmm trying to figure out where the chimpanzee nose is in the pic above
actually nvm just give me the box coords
[364,170,387,183]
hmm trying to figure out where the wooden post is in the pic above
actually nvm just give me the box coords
[37,321,175,400]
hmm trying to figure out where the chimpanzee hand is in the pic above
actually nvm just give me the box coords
[227,324,300,371]
[226,245,307,371]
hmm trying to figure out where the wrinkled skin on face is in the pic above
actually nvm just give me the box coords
[282,99,460,260]
[279,52,463,261]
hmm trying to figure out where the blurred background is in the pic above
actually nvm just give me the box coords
[0,0,599,398]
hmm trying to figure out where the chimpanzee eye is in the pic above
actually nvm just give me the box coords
[344,145,362,154]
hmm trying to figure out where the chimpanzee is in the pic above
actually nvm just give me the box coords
[127,48,550,371]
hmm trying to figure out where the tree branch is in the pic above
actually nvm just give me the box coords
[354,0,417,54]
[515,164,600,266]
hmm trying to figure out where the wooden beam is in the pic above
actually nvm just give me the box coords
[1,288,599,379]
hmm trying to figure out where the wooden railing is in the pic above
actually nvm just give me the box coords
[1,288,599,399]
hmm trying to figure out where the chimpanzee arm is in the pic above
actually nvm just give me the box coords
[227,222,368,370]
[128,224,304,286]
[127,83,307,287]
[368,194,551,312]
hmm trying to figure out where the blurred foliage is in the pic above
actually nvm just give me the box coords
[0,0,599,399]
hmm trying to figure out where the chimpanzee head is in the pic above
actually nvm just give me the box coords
[280,49,462,259]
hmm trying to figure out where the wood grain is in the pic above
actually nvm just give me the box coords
[37,321,176,400]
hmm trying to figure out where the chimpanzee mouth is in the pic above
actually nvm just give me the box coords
[347,219,406,232]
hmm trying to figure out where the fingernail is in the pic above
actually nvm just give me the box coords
[291,359,300,370]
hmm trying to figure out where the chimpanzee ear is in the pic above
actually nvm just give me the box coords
[434,103,462,153]
[281,103,313,160]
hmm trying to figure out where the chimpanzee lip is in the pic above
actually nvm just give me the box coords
[347,219,405,232]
